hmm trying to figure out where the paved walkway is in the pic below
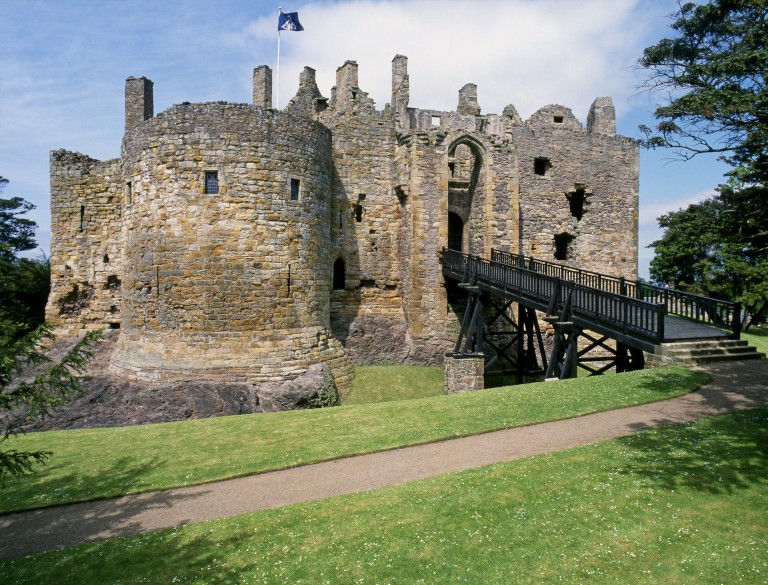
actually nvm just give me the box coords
[1,359,766,560]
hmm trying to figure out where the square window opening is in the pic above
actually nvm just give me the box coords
[205,171,219,194]
[534,157,550,176]
[553,115,564,124]
[431,115,441,126]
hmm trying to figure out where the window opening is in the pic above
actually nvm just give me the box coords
[105,275,121,290]
[448,162,456,177]
[125,182,132,205]
[448,212,464,252]
[79,205,85,232]
[554,233,575,261]
[431,115,441,126]
[566,186,587,221]
[553,115,564,124]
[534,157,550,176]
[354,194,365,222]
[204,171,219,194]
[290,178,300,201]
[333,258,346,290]
[338,210,343,229]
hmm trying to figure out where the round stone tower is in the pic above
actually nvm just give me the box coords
[111,100,348,387]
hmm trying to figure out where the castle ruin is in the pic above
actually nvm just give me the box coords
[46,55,639,401]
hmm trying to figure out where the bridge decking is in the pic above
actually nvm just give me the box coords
[441,249,739,354]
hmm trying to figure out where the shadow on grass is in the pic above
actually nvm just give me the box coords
[0,455,212,560]
[616,407,768,495]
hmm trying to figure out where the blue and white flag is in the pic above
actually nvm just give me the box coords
[278,11,304,32]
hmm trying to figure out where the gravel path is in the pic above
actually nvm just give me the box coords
[1,359,766,560]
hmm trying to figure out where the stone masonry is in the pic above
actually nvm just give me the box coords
[46,54,639,406]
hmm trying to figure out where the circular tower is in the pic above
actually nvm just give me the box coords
[112,103,348,386]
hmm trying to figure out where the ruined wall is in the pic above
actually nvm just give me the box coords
[315,61,413,364]
[395,84,520,362]
[512,100,639,278]
[46,150,122,331]
[111,103,350,387]
[47,55,640,386]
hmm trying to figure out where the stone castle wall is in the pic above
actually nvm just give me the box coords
[513,102,639,278]
[47,54,639,396]
[109,103,350,387]
[46,150,122,331]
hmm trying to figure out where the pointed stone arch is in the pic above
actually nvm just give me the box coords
[446,135,488,255]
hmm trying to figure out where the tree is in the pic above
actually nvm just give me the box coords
[0,177,37,261]
[638,0,768,179]
[640,0,768,327]
[0,177,50,344]
[648,185,768,327]
[0,325,101,482]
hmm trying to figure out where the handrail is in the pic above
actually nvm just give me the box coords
[442,249,667,347]
[491,249,740,339]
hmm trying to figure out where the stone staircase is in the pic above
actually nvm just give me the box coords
[647,339,766,367]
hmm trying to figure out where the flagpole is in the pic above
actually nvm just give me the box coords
[276,6,282,109]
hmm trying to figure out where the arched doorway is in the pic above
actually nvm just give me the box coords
[447,139,485,255]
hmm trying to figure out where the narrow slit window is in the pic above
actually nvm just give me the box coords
[290,178,300,201]
[204,171,219,194]
[79,205,85,232]
[125,182,132,205]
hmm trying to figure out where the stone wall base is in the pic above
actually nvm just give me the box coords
[444,353,485,394]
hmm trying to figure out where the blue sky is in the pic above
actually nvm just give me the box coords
[0,0,730,278]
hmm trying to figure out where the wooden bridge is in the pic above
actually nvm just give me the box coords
[441,248,742,381]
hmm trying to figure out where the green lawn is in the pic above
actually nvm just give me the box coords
[743,325,768,355]
[2,407,765,584]
[0,366,707,514]
[342,365,443,404]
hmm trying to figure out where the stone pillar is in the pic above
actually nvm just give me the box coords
[457,83,481,116]
[125,76,153,133]
[253,65,273,109]
[391,54,410,128]
[444,353,485,394]
[334,60,359,107]
[587,96,616,135]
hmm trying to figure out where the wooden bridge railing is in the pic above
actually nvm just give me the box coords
[491,249,741,339]
[442,249,667,351]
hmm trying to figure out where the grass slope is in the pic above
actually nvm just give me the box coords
[2,408,765,584]
[0,366,707,514]
[342,365,443,404]
[742,326,768,355]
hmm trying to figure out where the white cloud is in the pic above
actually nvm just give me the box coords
[243,0,661,120]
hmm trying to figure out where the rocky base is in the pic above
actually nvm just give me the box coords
[17,331,341,431]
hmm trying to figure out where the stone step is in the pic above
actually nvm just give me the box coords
[664,346,758,358]
[681,351,765,364]
[649,339,765,366]
[659,339,748,352]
